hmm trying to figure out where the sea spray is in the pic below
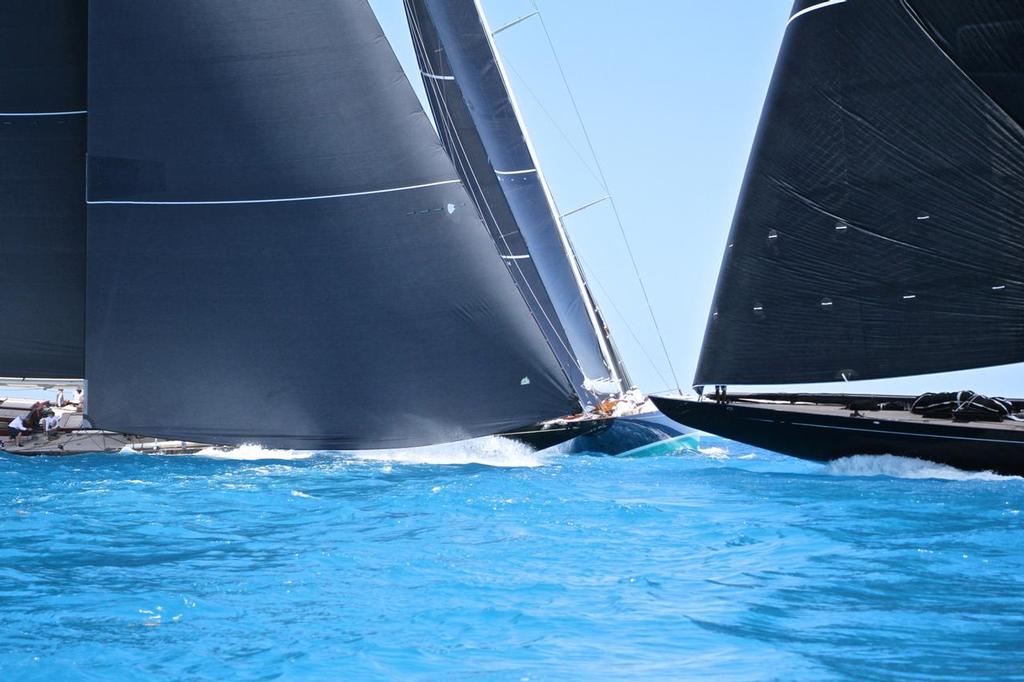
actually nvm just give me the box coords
[353,434,546,468]
[825,454,1022,481]
[193,443,311,461]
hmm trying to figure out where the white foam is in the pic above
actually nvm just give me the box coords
[191,444,315,461]
[120,441,315,460]
[698,446,730,460]
[290,490,315,499]
[825,454,1021,481]
[353,435,545,468]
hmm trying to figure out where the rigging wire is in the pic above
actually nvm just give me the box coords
[474,0,627,393]
[575,253,673,391]
[501,58,604,187]
[403,1,590,386]
[526,0,684,395]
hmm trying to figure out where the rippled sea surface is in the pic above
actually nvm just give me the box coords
[1,435,1022,681]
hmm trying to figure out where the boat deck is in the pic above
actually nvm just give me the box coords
[0,397,208,455]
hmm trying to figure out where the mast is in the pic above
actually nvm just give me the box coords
[695,0,1024,387]
[84,0,580,449]
[472,0,627,394]
[403,0,589,404]
[406,0,630,402]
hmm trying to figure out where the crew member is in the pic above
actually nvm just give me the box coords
[7,415,29,446]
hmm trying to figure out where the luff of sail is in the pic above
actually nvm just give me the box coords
[0,0,86,379]
[404,0,630,404]
[85,0,580,449]
[695,0,1024,386]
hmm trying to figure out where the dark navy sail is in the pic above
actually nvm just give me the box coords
[695,0,1024,386]
[0,1,86,378]
[404,0,629,402]
[86,0,578,449]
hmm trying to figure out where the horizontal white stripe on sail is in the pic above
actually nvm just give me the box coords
[501,254,531,260]
[788,0,847,25]
[421,71,454,81]
[87,179,462,206]
[494,168,537,176]
[0,110,87,117]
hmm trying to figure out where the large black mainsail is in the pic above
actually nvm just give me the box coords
[404,0,629,403]
[0,0,86,379]
[85,0,580,449]
[695,0,1024,386]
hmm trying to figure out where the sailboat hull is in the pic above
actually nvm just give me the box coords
[651,394,1024,476]
[556,412,689,455]
[1,412,684,457]
[499,419,610,451]
[502,412,688,454]
[0,395,682,457]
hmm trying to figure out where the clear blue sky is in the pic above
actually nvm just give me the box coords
[367,0,1024,399]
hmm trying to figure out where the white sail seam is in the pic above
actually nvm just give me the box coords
[494,168,537,176]
[86,179,461,206]
[0,110,87,117]
[787,0,847,26]
[501,254,531,260]
[421,71,455,81]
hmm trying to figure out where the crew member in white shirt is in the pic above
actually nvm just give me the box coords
[7,415,30,446]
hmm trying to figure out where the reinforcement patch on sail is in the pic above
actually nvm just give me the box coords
[695,0,1024,386]
[0,1,86,378]
[85,0,578,449]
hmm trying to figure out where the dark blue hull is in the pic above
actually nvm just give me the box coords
[504,412,691,456]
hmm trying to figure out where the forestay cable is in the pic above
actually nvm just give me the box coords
[526,0,683,395]
[404,1,589,385]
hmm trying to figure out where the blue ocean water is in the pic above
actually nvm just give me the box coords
[1,435,1022,681]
